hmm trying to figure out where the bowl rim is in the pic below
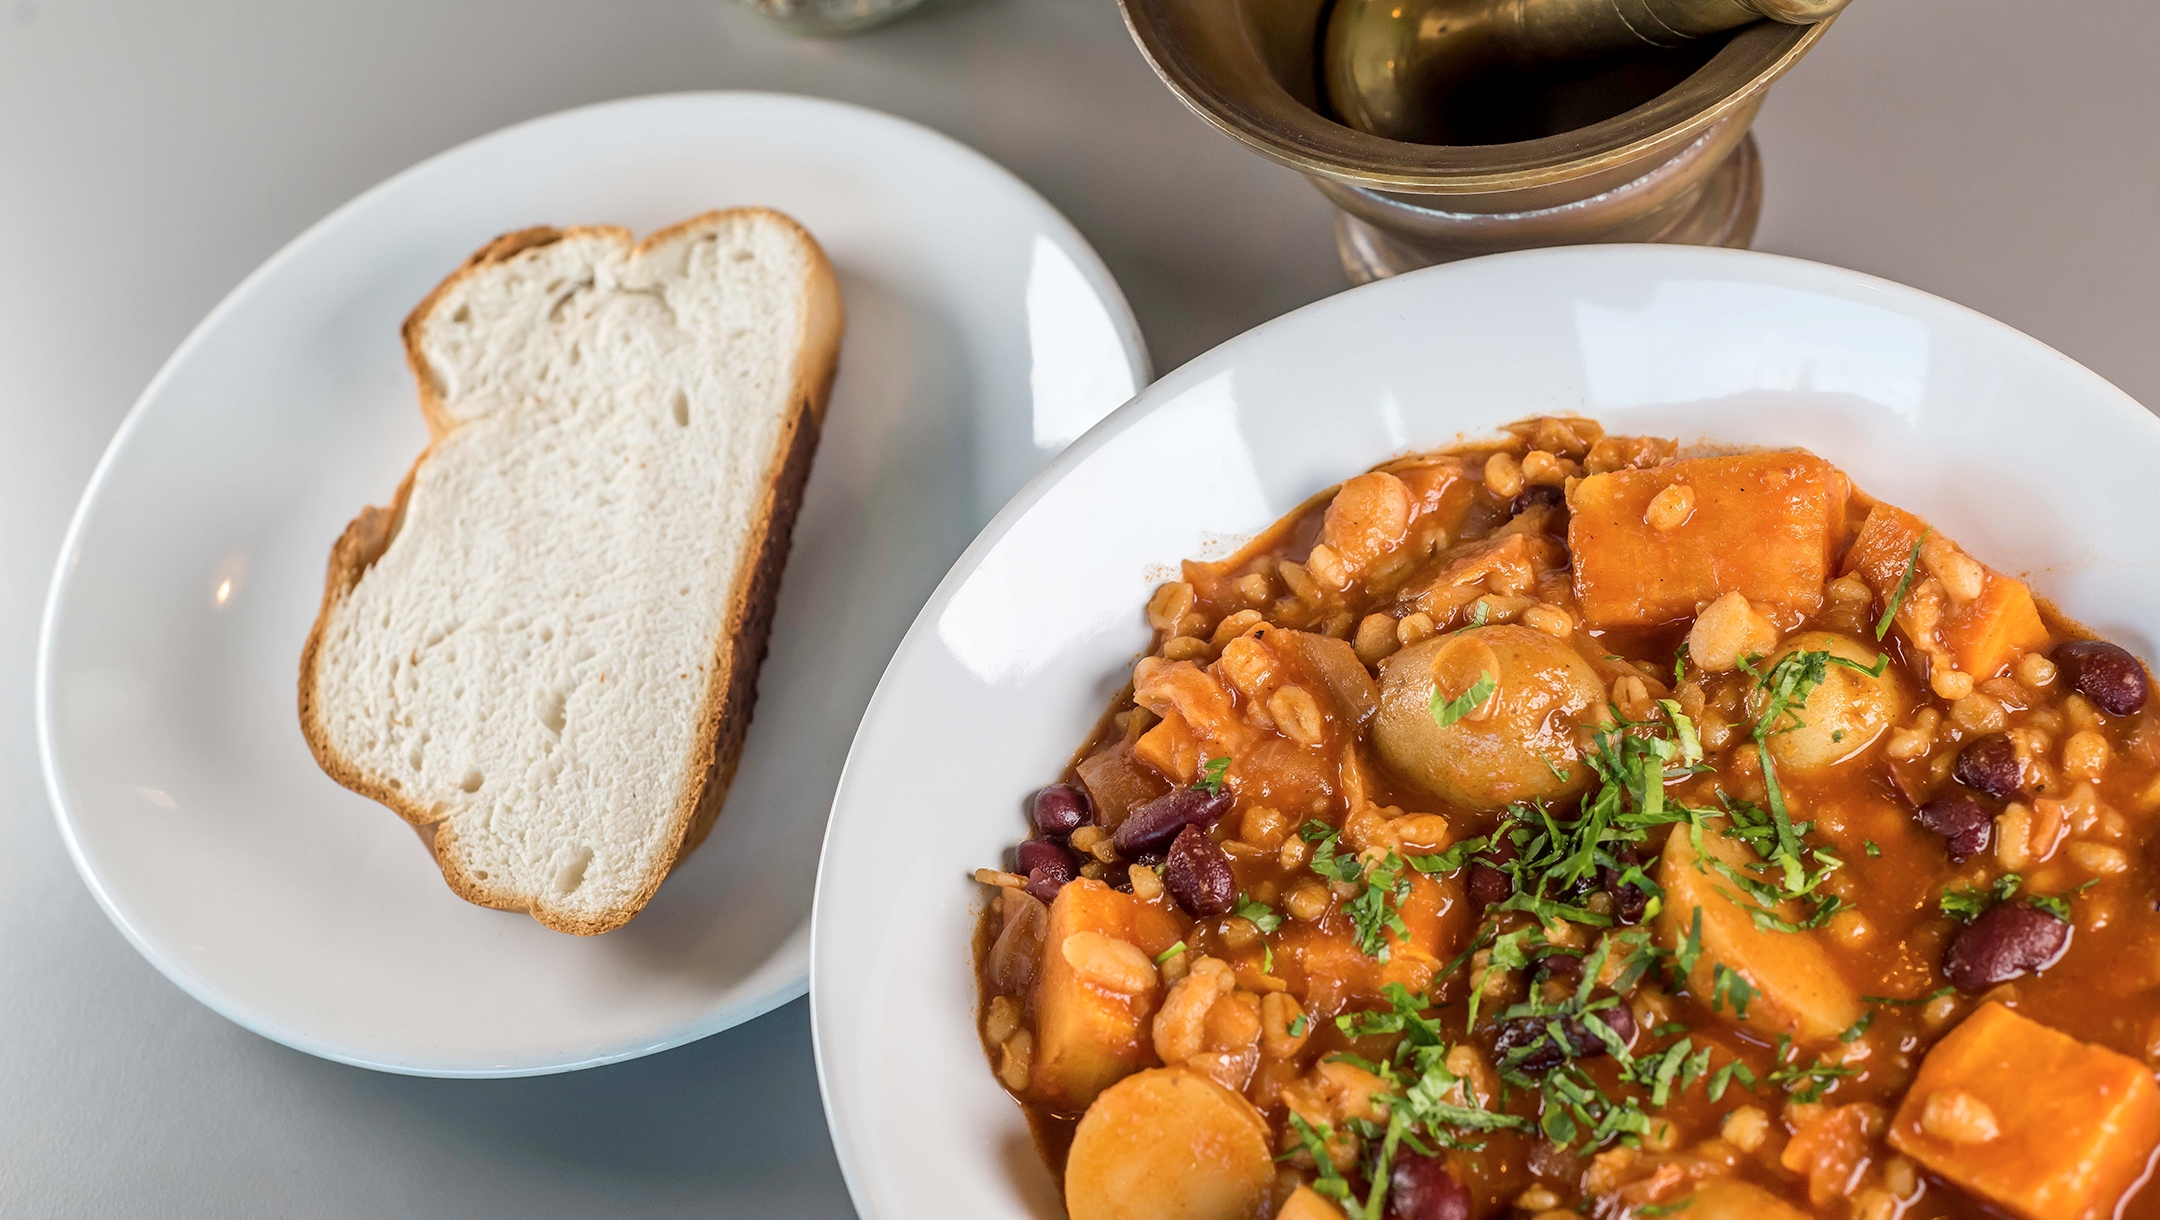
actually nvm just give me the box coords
[807,242,2157,1218]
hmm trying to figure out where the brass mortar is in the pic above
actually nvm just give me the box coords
[1120,0,1838,282]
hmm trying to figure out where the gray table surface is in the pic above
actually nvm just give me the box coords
[3,1,2154,1215]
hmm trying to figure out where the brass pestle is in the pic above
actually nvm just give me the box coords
[1327,0,1852,145]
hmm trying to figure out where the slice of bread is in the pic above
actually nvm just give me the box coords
[299,209,842,935]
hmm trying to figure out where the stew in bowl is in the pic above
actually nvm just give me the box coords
[973,416,2160,1220]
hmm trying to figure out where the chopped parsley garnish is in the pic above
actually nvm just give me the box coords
[1657,700,1704,768]
[1864,839,1881,858]
[1407,835,1489,876]
[1473,704,1708,935]
[1639,1202,1694,1217]
[2028,891,2074,920]
[1877,529,1931,640]
[1838,1010,1876,1044]
[1469,600,1491,628]
[1304,820,1360,884]
[1941,873,2022,922]
[1301,822,1411,961]
[1282,1112,1351,1205]
[1153,940,1187,964]
[1288,1014,1309,1037]
[1430,671,1498,728]
[1197,755,1231,795]
[1235,893,1284,935]
[1727,648,1884,930]
[1319,986,1530,1218]
[1343,853,1414,959]
[1710,963,1757,1019]
[1767,1036,1859,1104]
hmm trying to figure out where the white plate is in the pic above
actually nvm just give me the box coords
[38,92,1147,1077]
[809,245,2160,1218]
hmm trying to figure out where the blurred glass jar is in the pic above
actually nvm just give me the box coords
[734,0,925,36]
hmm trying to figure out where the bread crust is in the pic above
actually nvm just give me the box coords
[297,209,843,935]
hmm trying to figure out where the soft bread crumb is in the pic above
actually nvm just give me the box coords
[299,209,841,934]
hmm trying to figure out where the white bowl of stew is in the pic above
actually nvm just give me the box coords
[809,245,2160,1220]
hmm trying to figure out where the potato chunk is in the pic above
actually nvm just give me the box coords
[1747,631,1906,775]
[1842,503,2048,680]
[1373,626,1603,811]
[1657,824,1861,1042]
[1065,1067,1274,1220]
[1569,453,1848,628]
[1671,1178,1811,1220]
[1888,1002,2160,1220]
[1031,880,1183,1112]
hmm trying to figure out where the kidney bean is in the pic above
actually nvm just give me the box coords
[2056,640,2150,716]
[1386,1151,1470,1220]
[1030,783,1090,837]
[1466,830,1520,907]
[1492,997,1635,1072]
[1112,786,1233,855]
[1599,844,1648,925]
[1914,791,1994,864]
[1015,838,1077,877]
[1944,902,2070,991]
[1015,839,1077,903]
[1163,825,1237,917]
[1508,483,1566,519]
[1532,949,1584,984]
[1022,867,1067,904]
[1953,733,2022,799]
[1467,862,1512,906]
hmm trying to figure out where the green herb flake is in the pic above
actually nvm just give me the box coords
[1839,1010,1876,1044]
[1942,873,2022,923]
[1431,671,1499,728]
[1153,940,1187,965]
[1864,840,1882,858]
[1197,755,1231,796]
[1234,893,1285,935]
[1657,699,1704,768]
[1288,1014,1309,1037]
[1407,836,1490,876]
[1876,530,1931,640]
[1706,1058,1757,1103]
[1710,963,1757,1020]
[2028,892,2074,921]
[1344,852,1415,961]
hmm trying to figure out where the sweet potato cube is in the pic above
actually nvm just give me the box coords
[1657,824,1861,1043]
[1843,503,2048,680]
[1888,1002,2160,1220]
[1275,1185,1349,1220]
[1944,575,2050,681]
[1378,870,1471,995]
[1569,453,1848,628]
[1030,880,1180,1113]
[1133,710,1202,785]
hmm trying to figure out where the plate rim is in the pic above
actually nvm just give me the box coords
[805,240,2156,1216]
[35,89,1151,1078]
